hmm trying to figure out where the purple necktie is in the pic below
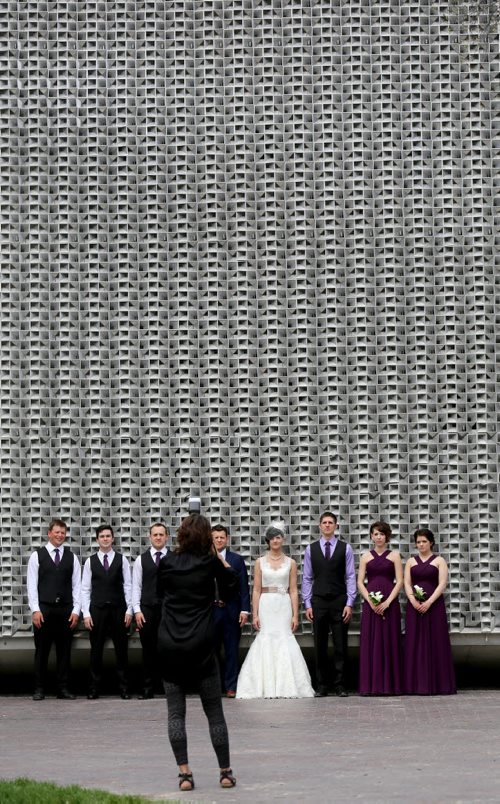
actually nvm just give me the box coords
[324,541,331,560]
[155,551,162,567]
[54,548,60,566]
[103,553,109,572]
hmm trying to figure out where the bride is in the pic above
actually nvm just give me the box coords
[236,523,314,699]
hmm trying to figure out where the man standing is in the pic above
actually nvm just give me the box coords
[302,511,356,697]
[27,519,81,700]
[81,524,133,699]
[211,524,250,698]
[132,522,169,698]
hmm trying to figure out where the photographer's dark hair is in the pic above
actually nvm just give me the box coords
[176,514,213,556]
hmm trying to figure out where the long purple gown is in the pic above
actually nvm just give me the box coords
[358,550,403,695]
[404,555,456,695]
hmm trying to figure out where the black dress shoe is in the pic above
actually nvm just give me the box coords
[33,689,45,701]
[138,690,154,700]
[87,691,99,700]
[120,692,131,699]
[335,687,348,697]
[57,689,76,700]
[314,688,328,697]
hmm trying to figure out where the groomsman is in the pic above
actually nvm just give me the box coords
[132,522,169,698]
[211,524,250,698]
[27,519,81,700]
[302,511,356,697]
[82,524,133,699]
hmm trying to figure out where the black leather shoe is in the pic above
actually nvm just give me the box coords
[33,689,45,701]
[335,687,348,697]
[314,687,328,697]
[57,689,76,700]
[138,690,154,699]
[87,691,99,700]
[120,692,131,699]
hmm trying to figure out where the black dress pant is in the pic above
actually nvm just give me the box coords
[88,605,129,693]
[312,596,348,690]
[33,603,74,692]
[138,603,161,693]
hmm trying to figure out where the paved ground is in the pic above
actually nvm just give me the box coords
[1,691,499,803]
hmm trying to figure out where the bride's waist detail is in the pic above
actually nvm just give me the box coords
[261,586,288,594]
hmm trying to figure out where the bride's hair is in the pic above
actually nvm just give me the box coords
[264,520,285,546]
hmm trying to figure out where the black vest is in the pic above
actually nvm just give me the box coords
[37,546,74,605]
[310,540,347,601]
[140,550,161,607]
[90,552,126,608]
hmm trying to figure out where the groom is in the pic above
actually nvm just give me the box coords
[211,524,250,698]
[302,511,356,697]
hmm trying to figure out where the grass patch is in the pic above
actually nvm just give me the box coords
[0,778,177,803]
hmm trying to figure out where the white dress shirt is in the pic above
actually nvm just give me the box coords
[81,549,133,618]
[27,543,81,616]
[132,546,168,613]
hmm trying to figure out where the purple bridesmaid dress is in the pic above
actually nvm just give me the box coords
[403,556,456,695]
[358,550,403,695]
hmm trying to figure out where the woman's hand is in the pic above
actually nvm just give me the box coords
[252,615,260,631]
[373,601,388,617]
[291,615,298,632]
[418,599,432,614]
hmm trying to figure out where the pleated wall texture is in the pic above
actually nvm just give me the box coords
[1,1,499,636]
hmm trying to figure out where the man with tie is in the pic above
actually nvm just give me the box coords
[27,519,81,700]
[132,522,169,698]
[81,524,133,699]
[302,511,356,697]
[211,524,250,698]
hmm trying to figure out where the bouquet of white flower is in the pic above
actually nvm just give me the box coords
[368,591,384,606]
[413,585,427,601]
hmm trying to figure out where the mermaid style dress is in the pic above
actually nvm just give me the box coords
[404,555,456,695]
[358,550,403,695]
[236,556,315,698]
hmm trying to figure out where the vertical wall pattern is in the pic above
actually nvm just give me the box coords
[1,1,499,637]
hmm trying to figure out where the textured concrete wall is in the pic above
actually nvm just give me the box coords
[1,2,499,640]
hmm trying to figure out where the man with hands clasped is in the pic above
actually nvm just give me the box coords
[302,511,356,697]
[82,524,133,699]
[132,522,169,698]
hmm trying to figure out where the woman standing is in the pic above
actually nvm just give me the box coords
[357,521,403,695]
[236,523,314,699]
[157,513,238,791]
[403,527,456,695]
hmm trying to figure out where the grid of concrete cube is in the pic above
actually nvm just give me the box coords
[0,2,499,637]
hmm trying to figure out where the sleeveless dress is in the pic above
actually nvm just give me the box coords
[358,550,403,695]
[236,556,315,698]
[404,555,456,695]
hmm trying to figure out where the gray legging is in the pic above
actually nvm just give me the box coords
[164,659,230,769]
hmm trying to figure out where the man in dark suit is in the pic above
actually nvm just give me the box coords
[132,522,169,698]
[82,524,133,699]
[302,511,356,697]
[212,524,250,698]
[27,518,81,700]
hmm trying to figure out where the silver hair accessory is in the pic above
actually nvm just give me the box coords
[265,520,286,540]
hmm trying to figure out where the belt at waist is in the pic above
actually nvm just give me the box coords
[261,586,288,594]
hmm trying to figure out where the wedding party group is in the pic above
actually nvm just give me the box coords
[27,510,456,792]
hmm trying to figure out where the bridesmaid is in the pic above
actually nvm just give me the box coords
[403,527,456,695]
[358,521,403,695]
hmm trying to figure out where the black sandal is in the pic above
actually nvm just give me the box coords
[220,768,236,788]
[178,772,194,791]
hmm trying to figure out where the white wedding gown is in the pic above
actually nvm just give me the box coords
[236,556,315,698]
